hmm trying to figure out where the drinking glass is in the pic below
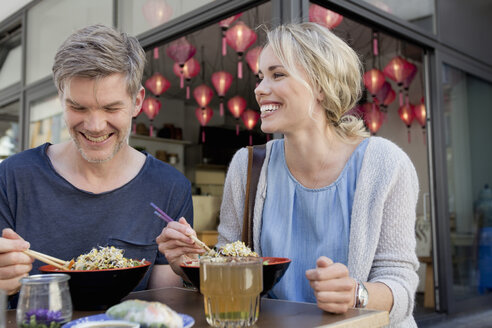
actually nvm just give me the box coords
[0,288,6,328]
[16,274,72,328]
[200,257,263,327]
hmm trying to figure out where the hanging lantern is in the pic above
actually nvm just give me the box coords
[166,37,196,88]
[364,104,385,135]
[195,106,213,143]
[144,73,171,96]
[413,101,427,144]
[398,103,415,143]
[383,88,396,108]
[363,69,385,112]
[375,81,396,112]
[142,0,173,28]
[227,95,247,135]
[245,46,262,84]
[219,13,243,56]
[402,62,417,105]
[225,21,257,79]
[211,71,233,116]
[193,84,214,109]
[383,56,414,107]
[241,109,259,146]
[173,57,200,98]
[142,97,162,137]
[308,4,343,29]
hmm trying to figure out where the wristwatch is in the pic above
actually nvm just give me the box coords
[354,280,369,308]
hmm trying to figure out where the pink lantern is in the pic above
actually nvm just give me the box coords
[166,37,196,88]
[398,103,415,143]
[142,97,162,137]
[245,46,262,78]
[193,84,214,109]
[173,57,200,98]
[142,0,173,28]
[375,81,395,111]
[363,68,385,110]
[227,95,247,135]
[144,73,171,96]
[383,56,414,106]
[241,109,260,145]
[383,88,396,107]
[403,62,417,105]
[364,105,385,135]
[308,4,343,29]
[226,21,257,79]
[219,13,243,56]
[211,71,233,116]
[195,106,213,143]
[413,101,427,144]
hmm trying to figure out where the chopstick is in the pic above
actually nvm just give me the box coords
[150,202,211,252]
[23,249,68,270]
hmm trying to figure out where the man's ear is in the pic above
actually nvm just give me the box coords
[133,87,145,117]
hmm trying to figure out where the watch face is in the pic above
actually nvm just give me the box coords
[357,282,369,308]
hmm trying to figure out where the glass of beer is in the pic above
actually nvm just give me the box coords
[200,257,263,327]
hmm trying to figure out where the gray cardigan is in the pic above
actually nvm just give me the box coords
[217,137,419,327]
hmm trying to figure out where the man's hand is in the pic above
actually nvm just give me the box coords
[305,256,356,314]
[0,228,33,295]
[155,218,205,278]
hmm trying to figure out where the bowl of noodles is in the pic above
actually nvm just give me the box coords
[39,246,151,310]
[179,241,291,296]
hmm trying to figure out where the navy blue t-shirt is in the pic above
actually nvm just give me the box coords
[0,143,193,292]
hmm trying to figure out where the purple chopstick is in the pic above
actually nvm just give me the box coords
[150,202,173,223]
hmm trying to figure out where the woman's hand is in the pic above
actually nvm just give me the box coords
[0,228,33,295]
[155,218,205,278]
[305,256,356,313]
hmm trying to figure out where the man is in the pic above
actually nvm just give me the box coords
[0,24,193,297]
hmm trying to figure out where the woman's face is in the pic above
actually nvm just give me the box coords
[255,45,320,135]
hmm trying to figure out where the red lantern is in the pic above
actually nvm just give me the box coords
[144,73,171,96]
[403,62,417,105]
[193,84,214,109]
[308,4,343,29]
[227,96,247,135]
[241,109,259,146]
[364,105,385,135]
[226,21,257,79]
[375,81,396,111]
[173,58,200,98]
[166,37,196,88]
[245,46,262,81]
[398,104,415,143]
[413,101,427,144]
[383,56,414,106]
[142,0,173,28]
[142,97,162,137]
[363,69,385,108]
[211,71,233,116]
[195,106,213,143]
[219,13,243,56]
[383,88,396,107]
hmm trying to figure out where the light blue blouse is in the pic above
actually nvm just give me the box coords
[260,138,369,302]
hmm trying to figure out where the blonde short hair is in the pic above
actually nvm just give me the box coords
[265,22,368,141]
[52,24,146,102]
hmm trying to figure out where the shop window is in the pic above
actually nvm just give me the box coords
[118,0,214,37]
[26,0,113,85]
[360,0,435,33]
[29,95,69,148]
[0,101,20,160]
[0,29,21,90]
[442,64,492,301]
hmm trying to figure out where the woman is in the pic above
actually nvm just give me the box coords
[157,22,419,327]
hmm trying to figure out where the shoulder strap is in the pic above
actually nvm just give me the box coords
[242,144,267,249]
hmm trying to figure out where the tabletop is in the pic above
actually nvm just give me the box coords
[6,287,389,328]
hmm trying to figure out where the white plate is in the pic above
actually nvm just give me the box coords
[62,313,195,328]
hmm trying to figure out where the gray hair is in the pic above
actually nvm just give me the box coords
[52,24,146,101]
[265,22,369,141]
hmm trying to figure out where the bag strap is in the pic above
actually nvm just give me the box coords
[242,144,267,249]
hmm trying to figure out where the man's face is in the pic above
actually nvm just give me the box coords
[62,74,143,163]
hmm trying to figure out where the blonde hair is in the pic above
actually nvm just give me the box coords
[52,24,146,102]
[265,22,369,141]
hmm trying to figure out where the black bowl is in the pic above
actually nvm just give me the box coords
[39,261,151,310]
[180,257,291,296]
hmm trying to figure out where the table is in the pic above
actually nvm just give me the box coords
[6,287,389,327]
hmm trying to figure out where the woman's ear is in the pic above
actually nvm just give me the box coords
[133,87,145,117]
[316,87,324,103]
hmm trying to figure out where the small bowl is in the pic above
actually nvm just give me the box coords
[39,261,151,310]
[180,257,291,296]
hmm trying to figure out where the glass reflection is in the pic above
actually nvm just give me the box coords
[0,101,20,160]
